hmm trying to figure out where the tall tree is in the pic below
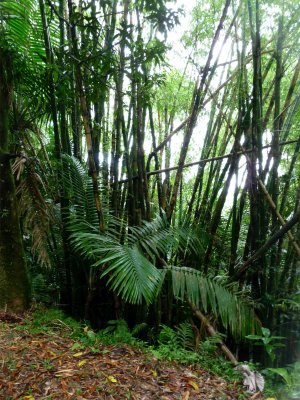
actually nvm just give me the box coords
[0,48,30,311]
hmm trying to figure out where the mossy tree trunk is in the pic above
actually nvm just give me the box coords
[0,49,30,312]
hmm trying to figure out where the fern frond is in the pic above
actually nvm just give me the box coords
[176,322,195,350]
[158,324,179,347]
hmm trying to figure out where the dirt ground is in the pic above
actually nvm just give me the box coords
[0,313,264,399]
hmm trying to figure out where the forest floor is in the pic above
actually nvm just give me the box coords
[0,311,265,400]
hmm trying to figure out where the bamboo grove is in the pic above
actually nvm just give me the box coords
[0,0,300,367]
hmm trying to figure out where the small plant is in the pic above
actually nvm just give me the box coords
[151,323,239,381]
[157,322,195,350]
[97,319,147,346]
[265,362,300,399]
[245,327,285,361]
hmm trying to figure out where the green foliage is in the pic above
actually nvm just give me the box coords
[97,319,147,346]
[268,367,293,388]
[176,322,196,351]
[62,154,99,228]
[166,265,258,338]
[246,327,286,361]
[128,212,203,261]
[31,273,59,304]
[0,0,47,78]
[151,323,240,381]
[100,245,164,305]
[2,0,299,375]
[20,306,81,335]
[140,0,183,34]
[69,209,257,337]
[263,362,300,399]
[157,322,195,350]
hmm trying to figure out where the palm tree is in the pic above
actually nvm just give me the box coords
[68,192,258,339]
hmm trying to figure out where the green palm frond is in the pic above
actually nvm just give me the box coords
[164,265,257,338]
[70,226,256,337]
[70,229,164,305]
[171,223,204,259]
[63,155,122,233]
[128,213,203,261]
[0,0,46,63]
[70,230,120,260]
[0,0,33,47]
[62,154,99,228]
[128,213,171,258]
[98,245,165,305]
[69,199,256,337]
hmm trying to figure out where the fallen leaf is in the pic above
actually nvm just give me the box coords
[107,375,117,383]
[188,380,199,391]
[182,391,190,400]
[78,360,87,367]
[73,352,83,357]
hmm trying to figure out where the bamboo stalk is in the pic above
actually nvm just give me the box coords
[233,206,300,279]
[258,179,300,258]
[118,139,298,184]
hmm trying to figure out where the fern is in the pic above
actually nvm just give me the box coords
[158,323,195,351]
[158,324,179,347]
[98,319,146,345]
[176,322,195,351]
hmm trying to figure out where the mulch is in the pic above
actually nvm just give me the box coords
[0,312,264,400]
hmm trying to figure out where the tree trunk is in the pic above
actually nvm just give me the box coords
[0,49,30,311]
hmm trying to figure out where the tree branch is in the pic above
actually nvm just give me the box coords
[233,206,300,280]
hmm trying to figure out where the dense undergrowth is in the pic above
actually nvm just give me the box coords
[9,305,298,399]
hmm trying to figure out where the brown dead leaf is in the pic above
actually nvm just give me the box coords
[182,391,190,400]
[0,320,264,400]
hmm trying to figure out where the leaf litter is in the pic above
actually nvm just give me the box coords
[0,312,264,399]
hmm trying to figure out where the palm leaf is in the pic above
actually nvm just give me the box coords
[69,226,164,305]
[62,154,100,228]
[69,203,257,337]
[99,245,164,305]
[128,213,203,262]
[164,265,258,338]
[0,0,46,63]
[63,155,122,234]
